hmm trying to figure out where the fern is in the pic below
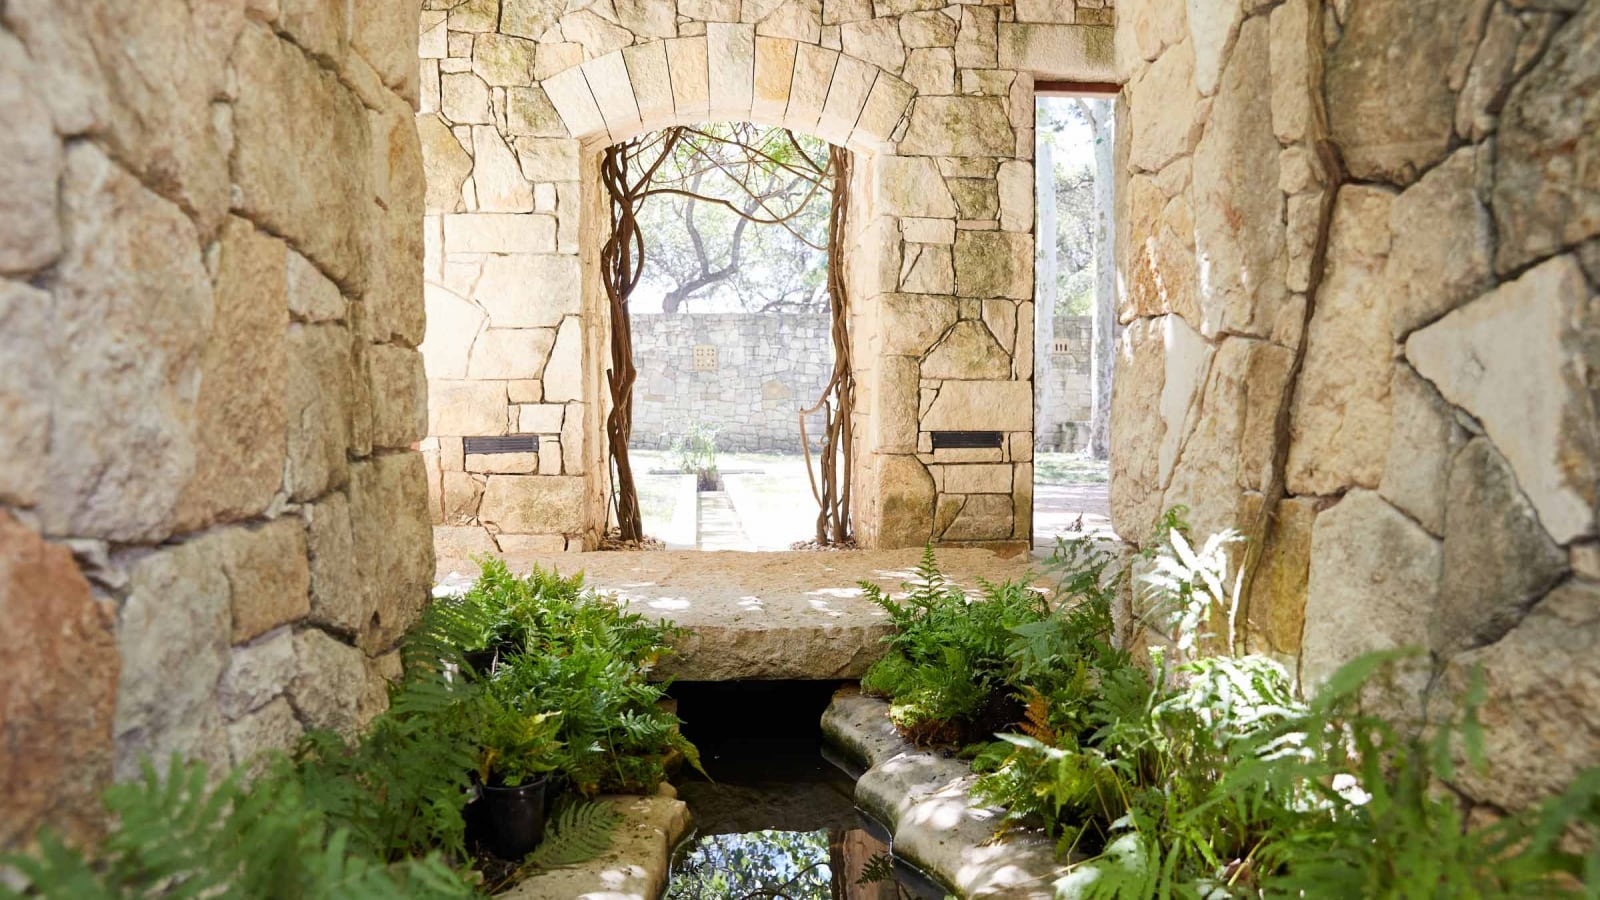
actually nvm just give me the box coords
[524,801,621,869]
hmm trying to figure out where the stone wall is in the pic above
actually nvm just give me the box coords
[416,0,1116,555]
[1038,314,1094,451]
[1110,0,1600,812]
[0,1,431,849]
[629,313,835,453]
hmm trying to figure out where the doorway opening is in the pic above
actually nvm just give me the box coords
[599,124,854,552]
[1033,92,1118,554]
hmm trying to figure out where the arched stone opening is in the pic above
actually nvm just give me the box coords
[419,15,1116,560]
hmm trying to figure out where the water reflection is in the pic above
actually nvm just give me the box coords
[666,827,915,900]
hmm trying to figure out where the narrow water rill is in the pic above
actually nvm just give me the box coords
[663,682,937,899]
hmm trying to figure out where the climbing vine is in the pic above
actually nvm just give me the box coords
[600,125,854,545]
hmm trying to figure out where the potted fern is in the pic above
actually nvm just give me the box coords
[469,694,563,861]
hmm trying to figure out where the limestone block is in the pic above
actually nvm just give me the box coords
[583,52,642,138]
[217,627,298,720]
[941,494,1013,541]
[369,345,429,448]
[365,90,428,348]
[1122,175,1199,325]
[237,22,376,290]
[349,453,434,649]
[757,0,824,43]
[997,161,1032,233]
[921,321,1011,380]
[1385,148,1493,340]
[1119,0,1188,64]
[450,0,501,32]
[472,33,536,86]
[902,47,955,95]
[1127,40,1198,173]
[941,463,1011,494]
[506,86,569,137]
[0,281,50,506]
[998,24,1114,81]
[474,254,582,328]
[419,10,448,58]
[284,324,355,500]
[115,539,232,781]
[900,10,956,47]
[667,36,712,119]
[420,283,486,379]
[947,179,998,220]
[1285,186,1395,497]
[752,37,798,123]
[287,248,347,323]
[306,493,369,635]
[902,217,956,245]
[899,244,955,294]
[1109,319,1168,537]
[226,697,304,772]
[503,0,562,40]
[352,0,420,99]
[1267,0,1312,143]
[1148,314,1212,488]
[874,356,921,453]
[625,42,676,130]
[0,32,61,274]
[879,294,957,356]
[442,472,487,523]
[479,475,588,533]
[706,23,758,118]
[1379,364,1466,537]
[289,629,366,735]
[429,379,510,436]
[1324,0,1474,184]
[435,524,500,560]
[954,6,997,68]
[467,125,532,213]
[900,95,1014,157]
[544,317,586,401]
[953,231,1032,300]
[495,533,567,554]
[534,41,584,80]
[419,115,471,213]
[0,513,118,849]
[875,157,956,217]
[1190,17,1286,340]
[817,53,875,146]
[444,213,557,252]
[1434,438,1570,657]
[543,65,608,139]
[874,455,935,547]
[822,0,870,25]
[1300,490,1440,715]
[519,403,567,433]
[514,138,581,182]
[1247,496,1316,656]
[1491,0,1599,273]
[1437,580,1600,811]
[853,71,915,145]
[42,144,211,542]
[923,380,1031,432]
[1406,255,1598,544]
[202,520,312,645]
[466,452,540,474]
[1186,0,1240,95]
[787,42,839,130]
[173,218,288,531]
[842,18,906,74]
[562,10,635,59]
[614,0,676,36]
[562,402,587,475]
[441,71,494,124]
[468,328,557,380]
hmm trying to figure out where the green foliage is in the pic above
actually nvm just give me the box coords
[859,546,1049,744]
[665,830,834,900]
[0,757,476,900]
[664,422,721,487]
[438,556,703,797]
[523,801,622,870]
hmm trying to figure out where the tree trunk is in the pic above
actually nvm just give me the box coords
[1034,138,1057,453]
[1086,100,1116,461]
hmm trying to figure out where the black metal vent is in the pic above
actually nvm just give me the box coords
[463,435,540,455]
[929,430,1004,450]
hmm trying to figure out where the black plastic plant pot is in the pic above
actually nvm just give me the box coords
[477,777,548,860]
[462,642,518,680]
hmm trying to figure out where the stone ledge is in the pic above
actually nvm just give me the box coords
[822,691,1068,899]
[498,791,691,900]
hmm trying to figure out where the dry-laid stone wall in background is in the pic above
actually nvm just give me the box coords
[0,0,432,850]
[416,0,1116,556]
[627,313,835,453]
[1039,314,1095,450]
[1110,0,1600,814]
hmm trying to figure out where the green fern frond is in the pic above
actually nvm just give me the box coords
[525,800,621,869]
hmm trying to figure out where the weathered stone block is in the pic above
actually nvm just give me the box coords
[479,475,589,533]
[997,23,1113,81]
[289,629,366,735]
[0,32,62,274]
[285,323,356,501]
[349,453,434,650]
[444,213,558,253]
[1386,147,1493,340]
[953,231,1032,300]
[0,281,50,506]
[217,627,297,720]
[921,320,1011,380]
[899,96,1014,157]
[369,344,429,448]
[429,379,510,436]
[922,380,1032,432]
[475,254,582,327]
